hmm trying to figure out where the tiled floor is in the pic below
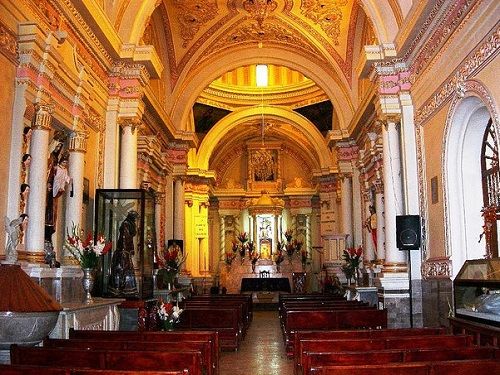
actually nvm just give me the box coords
[219,310,294,375]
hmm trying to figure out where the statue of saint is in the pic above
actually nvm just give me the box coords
[108,210,140,297]
[4,214,28,264]
[366,205,377,254]
[45,141,71,242]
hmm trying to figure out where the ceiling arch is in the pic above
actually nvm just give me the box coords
[194,105,333,172]
[110,1,400,52]
[169,45,354,133]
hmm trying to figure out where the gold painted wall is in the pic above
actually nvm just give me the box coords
[422,106,448,259]
[0,53,16,251]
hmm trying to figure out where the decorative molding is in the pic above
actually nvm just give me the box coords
[68,130,89,153]
[31,104,54,130]
[409,0,478,82]
[0,21,17,63]
[173,0,219,48]
[441,79,500,258]
[243,0,278,29]
[300,0,348,46]
[415,24,499,125]
[421,257,452,279]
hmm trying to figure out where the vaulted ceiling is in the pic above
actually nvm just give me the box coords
[91,0,408,173]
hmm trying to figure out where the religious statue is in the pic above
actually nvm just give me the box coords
[45,143,72,242]
[365,205,377,254]
[4,214,28,264]
[108,210,140,297]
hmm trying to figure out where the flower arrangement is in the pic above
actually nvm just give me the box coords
[249,249,260,265]
[283,229,303,262]
[249,249,260,273]
[157,298,183,331]
[64,223,112,269]
[233,232,254,264]
[341,246,363,283]
[225,251,236,265]
[237,232,248,243]
[157,242,186,288]
[274,242,285,265]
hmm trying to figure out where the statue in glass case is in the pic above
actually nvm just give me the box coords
[108,210,140,297]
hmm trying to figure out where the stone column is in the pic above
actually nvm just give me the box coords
[6,80,29,219]
[382,121,406,268]
[25,104,52,263]
[119,120,139,189]
[62,130,88,263]
[363,192,375,262]
[273,215,279,255]
[164,174,174,242]
[173,178,184,241]
[155,192,165,251]
[341,175,353,244]
[375,182,385,263]
[352,168,363,247]
[220,215,226,261]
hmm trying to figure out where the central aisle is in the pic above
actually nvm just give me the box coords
[219,310,294,375]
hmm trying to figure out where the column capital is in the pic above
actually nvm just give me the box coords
[374,180,384,194]
[68,130,89,153]
[119,117,142,133]
[154,191,165,205]
[31,104,54,131]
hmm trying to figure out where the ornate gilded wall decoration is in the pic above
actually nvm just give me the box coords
[209,20,323,59]
[173,0,219,48]
[0,22,17,63]
[242,0,278,29]
[251,149,276,181]
[300,0,348,45]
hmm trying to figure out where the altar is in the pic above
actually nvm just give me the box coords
[241,277,291,293]
[219,258,307,294]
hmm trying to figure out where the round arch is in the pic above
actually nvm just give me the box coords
[443,79,500,278]
[194,106,333,171]
[113,1,400,51]
[169,46,354,133]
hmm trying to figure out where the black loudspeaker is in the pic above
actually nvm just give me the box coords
[396,215,421,250]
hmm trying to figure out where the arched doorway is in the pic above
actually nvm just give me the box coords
[444,83,499,278]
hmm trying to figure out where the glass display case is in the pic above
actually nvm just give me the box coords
[93,189,156,300]
[454,258,500,326]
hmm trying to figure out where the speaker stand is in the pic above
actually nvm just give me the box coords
[407,249,413,328]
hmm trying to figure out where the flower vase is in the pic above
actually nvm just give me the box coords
[251,263,256,273]
[276,263,281,273]
[161,319,174,331]
[81,268,95,304]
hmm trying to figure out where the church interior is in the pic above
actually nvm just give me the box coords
[0,0,499,373]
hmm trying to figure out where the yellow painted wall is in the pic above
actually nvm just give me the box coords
[422,106,448,259]
[0,53,16,252]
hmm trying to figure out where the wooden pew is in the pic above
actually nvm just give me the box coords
[187,294,253,325]
[293,327,447,360]
[0,365,189,375]
[43,338,215,375]
[10,345,203,375]
[283,309,388,356]
[177,308,241,351]
[68,329,219,374]
[310,360,500,375]
[296,334,474,374]
[0,365,69,375]
[181,301,246,338]
[301,347,499,375]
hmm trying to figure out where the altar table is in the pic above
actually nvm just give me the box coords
[240,277,291,293]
